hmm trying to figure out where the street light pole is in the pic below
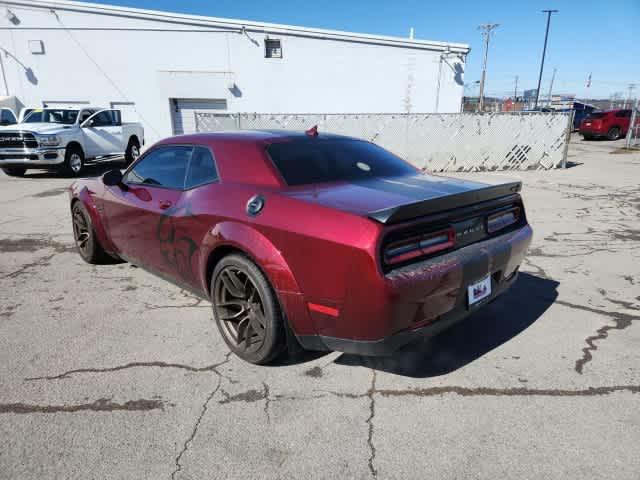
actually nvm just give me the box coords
[478,23,499,112]
[534,9,557,109]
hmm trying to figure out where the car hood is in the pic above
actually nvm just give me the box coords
[0,122,72,134]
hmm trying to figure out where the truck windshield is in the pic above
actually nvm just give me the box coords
[267,139,417,186]
[23,109,79,125]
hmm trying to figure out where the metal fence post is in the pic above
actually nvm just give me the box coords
[625,108,637,149]
[561,110,575,168]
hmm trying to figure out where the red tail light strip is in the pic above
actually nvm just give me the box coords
[384,228,455,265]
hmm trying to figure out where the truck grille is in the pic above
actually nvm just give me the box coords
[0,132,38,148]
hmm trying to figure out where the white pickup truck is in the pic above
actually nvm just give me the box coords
[0,107,144,177]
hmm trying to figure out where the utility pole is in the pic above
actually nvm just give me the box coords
[534,9,558,109]
[514,75,519,102]
[477,23,499,112]
[547,68,557,106]
[623,83,636,109]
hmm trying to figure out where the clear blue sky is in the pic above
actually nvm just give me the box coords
[96,0,639,99]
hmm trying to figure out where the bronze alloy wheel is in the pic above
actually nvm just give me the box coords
[211,254,285,364]
[72,205,92,258]
[214,266,267,353]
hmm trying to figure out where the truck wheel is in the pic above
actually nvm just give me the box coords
[2,167,26,177]
[64,146,85,176]
[606,127,621,141]
[124,138,140,166]
[211,254,286,364]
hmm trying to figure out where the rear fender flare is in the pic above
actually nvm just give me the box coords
[200,221,301,295]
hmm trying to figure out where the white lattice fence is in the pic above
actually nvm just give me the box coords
[194,112,572,172]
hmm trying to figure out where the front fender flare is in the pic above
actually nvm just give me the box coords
[71,185,116,253]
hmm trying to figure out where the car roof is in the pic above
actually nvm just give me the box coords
[158,129,360,145]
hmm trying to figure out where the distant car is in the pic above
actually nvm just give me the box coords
[68,129,533,364]
[580,109,632,140]
[0,107,144,177]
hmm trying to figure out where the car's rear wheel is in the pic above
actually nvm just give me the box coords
[64,146,85,176]
[124,138,140,166]
[582,134,592,140]
[607,127,621,141]
[211,254,285,364]
[2,167,26,177]
[72,202,108,264]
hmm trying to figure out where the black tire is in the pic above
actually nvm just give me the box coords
[124,137,141,166]
[606,127,621,141]
[211,254,285,364]
[71,202,108,264]
[64,145,85,176]
[2,167,26,177]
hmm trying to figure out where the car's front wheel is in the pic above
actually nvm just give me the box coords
[64,146,85,176]
[2,167,26,177]
[71,202,108,264]
[211,254,285,364]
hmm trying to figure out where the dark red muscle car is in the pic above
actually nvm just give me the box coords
[69,130,533,364]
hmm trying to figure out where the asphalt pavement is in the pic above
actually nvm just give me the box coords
[0,136,638,479]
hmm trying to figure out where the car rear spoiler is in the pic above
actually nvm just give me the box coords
[368,181,522,224]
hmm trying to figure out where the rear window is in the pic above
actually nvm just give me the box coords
[266,139,416,186]
[586,112,606,119]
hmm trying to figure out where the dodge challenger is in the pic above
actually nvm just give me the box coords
[69,129,533,364]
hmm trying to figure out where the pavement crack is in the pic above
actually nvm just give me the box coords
[171,377,222,480]
[366,369,378,479]
[0,397,164,414]
[376,385,640,397]
[554,300,640,374]
[2,253,56,279]
[25,357,233,382]
[263,382,271,424]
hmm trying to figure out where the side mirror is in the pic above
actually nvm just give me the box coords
[103,169,127,190]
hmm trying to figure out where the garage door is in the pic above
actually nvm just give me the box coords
[170,99,227,135]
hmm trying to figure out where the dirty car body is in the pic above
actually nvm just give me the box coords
[69,130,533,360]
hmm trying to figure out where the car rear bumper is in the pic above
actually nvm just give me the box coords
[297,224,533,356]
[0,147,65,167]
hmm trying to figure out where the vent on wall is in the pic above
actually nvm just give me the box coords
[265,39,282,58]
[28,40,44,54]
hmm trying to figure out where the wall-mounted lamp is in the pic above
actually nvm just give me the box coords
[28,40,45,55]
[5,9,20,25]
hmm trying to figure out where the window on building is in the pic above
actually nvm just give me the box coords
[265,39,282,58]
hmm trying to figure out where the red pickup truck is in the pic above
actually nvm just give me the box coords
[579,109,633,140]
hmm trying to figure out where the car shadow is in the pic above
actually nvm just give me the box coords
[332,272,558,378]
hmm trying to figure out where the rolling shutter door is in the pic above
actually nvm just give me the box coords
[170,99,227,135]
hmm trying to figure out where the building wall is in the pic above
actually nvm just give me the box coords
[0,1,468,143]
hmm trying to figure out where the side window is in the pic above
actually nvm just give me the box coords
[91,110,116,127]
[124,146,192,190]
[79,110,94,124]
[0,110,16,125]
[185,146,218,189]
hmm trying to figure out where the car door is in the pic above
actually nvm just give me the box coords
[101,145,192,280]
[169,145,221,289]
[81,109,123,158]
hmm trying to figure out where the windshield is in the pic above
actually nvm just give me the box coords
[23,109,79,125]
[267,139,417,186]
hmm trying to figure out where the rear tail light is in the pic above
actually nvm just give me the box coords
[487,207,520,234]
[384,228,454,265]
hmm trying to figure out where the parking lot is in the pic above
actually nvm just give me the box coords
[0,136,638,479]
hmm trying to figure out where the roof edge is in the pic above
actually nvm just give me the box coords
[3,0,470,53]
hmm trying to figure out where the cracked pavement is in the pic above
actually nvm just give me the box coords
[0,137,639,479]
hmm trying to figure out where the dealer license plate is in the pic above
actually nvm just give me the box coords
[468,276,491,306]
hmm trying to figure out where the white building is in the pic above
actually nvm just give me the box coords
[0,0,469,143]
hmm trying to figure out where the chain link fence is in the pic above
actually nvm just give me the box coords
[194,112,573,172]
[625,107,640,149]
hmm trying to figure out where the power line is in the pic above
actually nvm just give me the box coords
[534,9,558,108]
[477,23,499,112]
